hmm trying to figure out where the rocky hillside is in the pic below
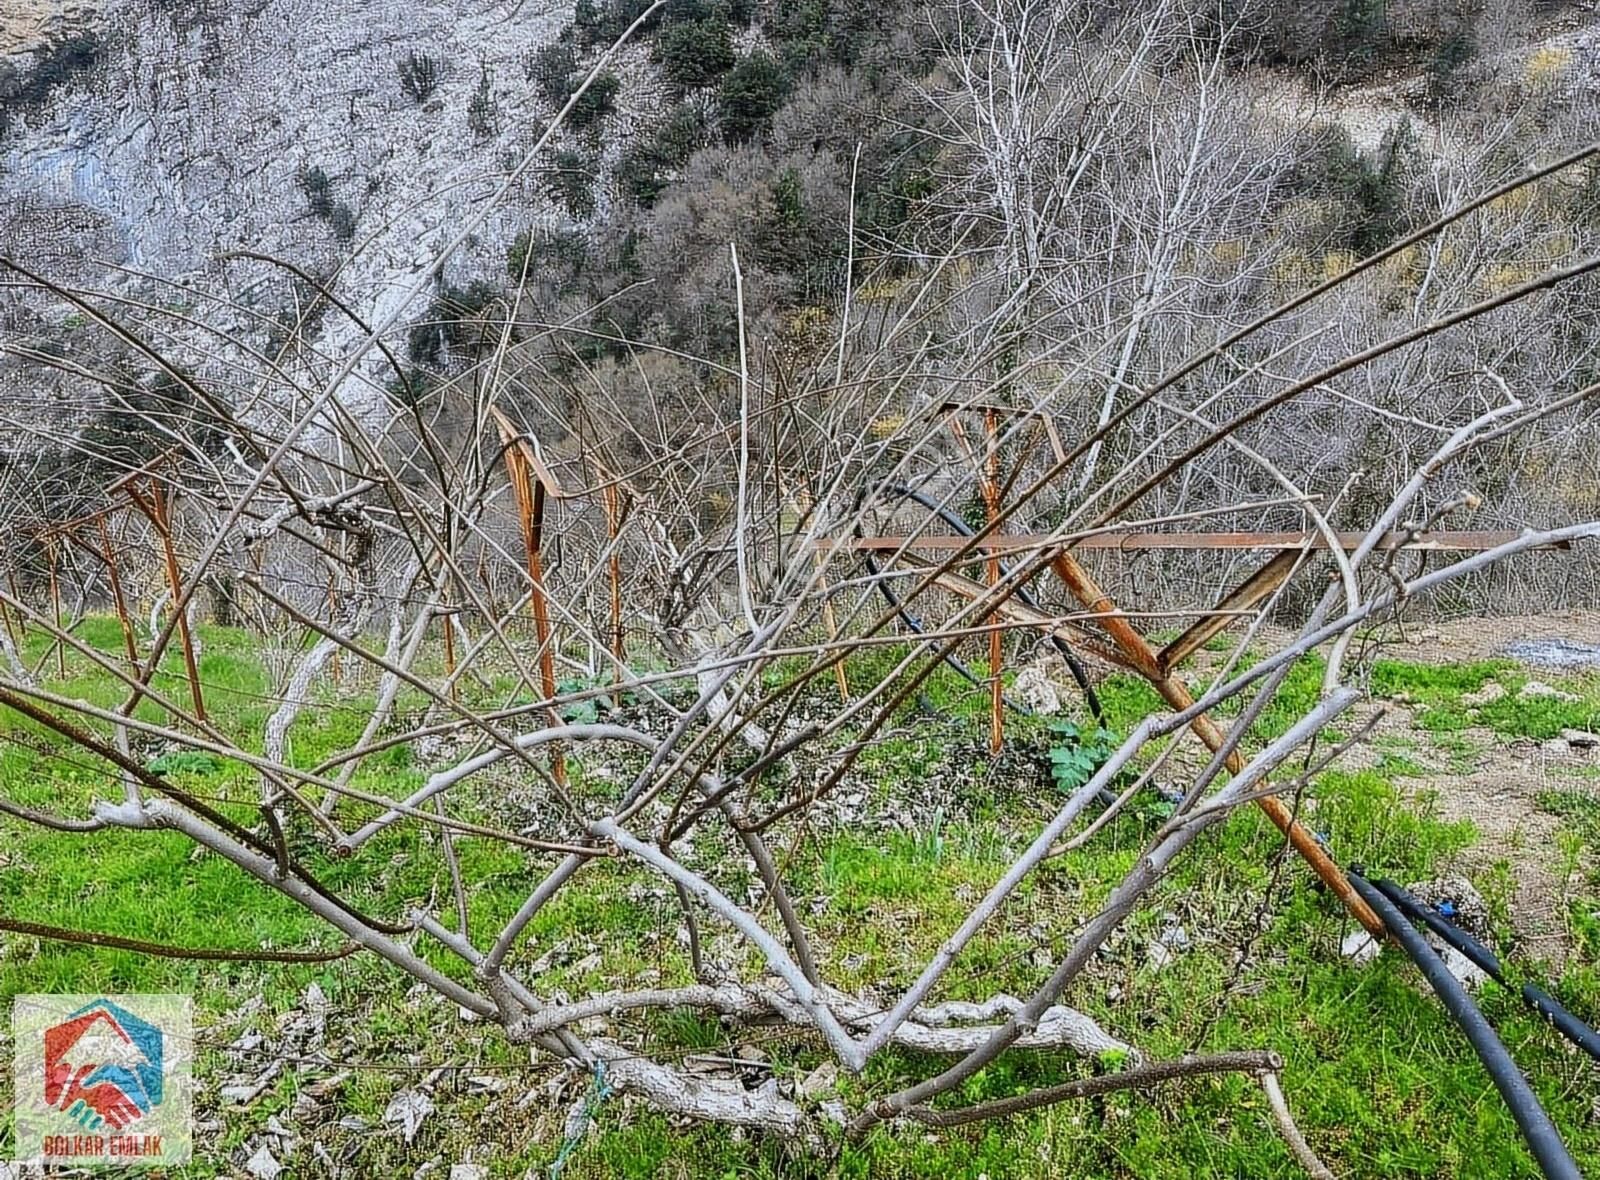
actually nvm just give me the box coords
[0,0,650,421]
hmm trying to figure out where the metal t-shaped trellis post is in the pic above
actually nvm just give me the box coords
[490,407,567,786]
[942,400,1069,755]
[113,460,208,723]
[1048,550,1384,936]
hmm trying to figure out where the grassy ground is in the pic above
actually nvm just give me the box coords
[1,618,1599,1177]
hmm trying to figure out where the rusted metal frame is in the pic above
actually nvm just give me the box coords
[493,415,567,786]
[826,529,1568,553]
[945,411,1006,752]
[909,558,1145,675]
[1047,551,1384,937]
[602,481,625,706]
[122,473,208,722]
[1157,549,1304,676]
[41,534,66,678]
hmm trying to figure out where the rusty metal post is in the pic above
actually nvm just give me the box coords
[602,482,625,707]
[4,571,26,646]
[982,407,1003,755]
[127,475,208,722]
[44,535,65,678]
[95,514,140,672]
[1049,551,1384,937]
[441,589,459,704]
[496,425,566,786]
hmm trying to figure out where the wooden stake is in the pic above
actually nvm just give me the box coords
[441,584,459,705]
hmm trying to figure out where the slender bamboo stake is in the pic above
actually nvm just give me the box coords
[4,572,26,647]
[0,572,24,656]
[326,567,342,689]
[0,596,22,664]
[795,486,850,701]
[1049,551,1382,936]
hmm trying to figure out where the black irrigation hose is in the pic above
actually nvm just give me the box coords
[855,482,1104,720]
[1348,872,1581,1180]
[1372,877,1600,1063]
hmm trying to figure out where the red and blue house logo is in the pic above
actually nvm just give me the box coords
[12,992,192,1166]
[43,999,166,1132]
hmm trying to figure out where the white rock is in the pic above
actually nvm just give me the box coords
[798,1061,838,1100]
[245,1144,283,1180]
[1013,662,1062,715]
[1439,944,1490,990]
[1561,729,1599,750]
[1520,680,1580,702]
[384,1089,434,1144]
[449,1167,487,1180]
[1462,681,1505,706]
[1341,929,1382,965]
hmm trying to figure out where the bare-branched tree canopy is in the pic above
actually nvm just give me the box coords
[2,0,1599,1172]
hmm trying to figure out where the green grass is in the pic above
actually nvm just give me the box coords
[2,624,1599,1176]
[1370,657,1600,740]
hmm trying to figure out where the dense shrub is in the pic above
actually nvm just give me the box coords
[407,281,502,367]
[1427,27,1474,104]
[0,31,102,138]
[616,101,712,205]
[569,70,621,132]
[572,0,662,47]
[79,370,229,477]
[1292,123,1419,256]
[717,51,788,144]
[767,0,885,70]
[396,50,442,103]
[329,202,357,243]
[507,226,590,282]
[547,150,598,219]
[467,64,498,139]
[300,165,334,218]
[655,18,736,91]
[524,40,577,106]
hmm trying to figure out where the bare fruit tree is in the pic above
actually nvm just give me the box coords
[2,0,1599,1167]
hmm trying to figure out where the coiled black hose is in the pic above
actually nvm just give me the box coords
[1371,877,1600,1062]
[1348,872,1581,1180]
[854,482,1103,720]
